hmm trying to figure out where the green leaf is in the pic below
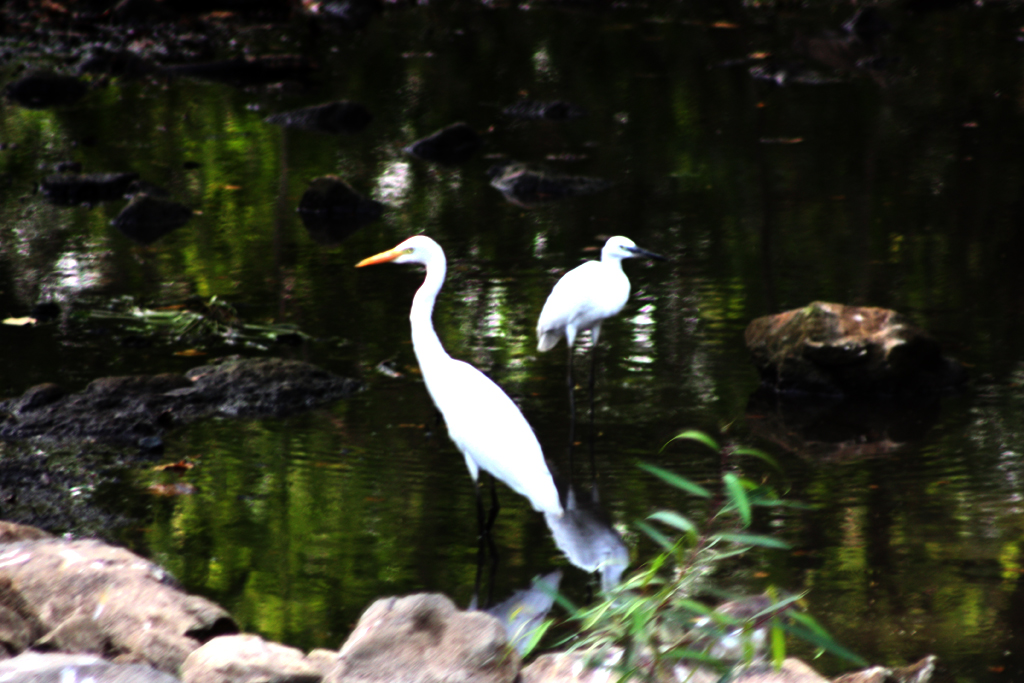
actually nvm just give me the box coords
[780,620,868,666]
[730,447,782,472]
[723,473,751,526]
[648,510,697,535]
[712,532,791,549]
[636,521,676,552]
[662,429,720,453]
[638,463,712,498]
[519,618,554,658]
[770,619,786,667]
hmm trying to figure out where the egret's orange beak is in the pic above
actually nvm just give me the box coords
[356,247,408,268]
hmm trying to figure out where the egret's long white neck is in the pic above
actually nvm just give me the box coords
[409,254,451,370]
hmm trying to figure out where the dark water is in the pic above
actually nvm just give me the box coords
[2,2,1024,680]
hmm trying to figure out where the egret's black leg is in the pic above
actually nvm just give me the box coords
[475,480,486,539]
[485,475,500,532]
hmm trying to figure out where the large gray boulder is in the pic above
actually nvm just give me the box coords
[325,593,518,683]
[0,652,180,683]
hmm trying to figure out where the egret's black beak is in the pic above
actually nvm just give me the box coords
[628,246,669,262]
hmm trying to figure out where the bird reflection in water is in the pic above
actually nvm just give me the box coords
[481,570,563,655]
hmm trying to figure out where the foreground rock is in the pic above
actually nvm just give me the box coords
[744,302,966,397]
[182,634,324,683]
[3,72,88,109]
[325,593,519,683]
[0,524,235,673]
[0,652,179,683]
[0,357,362,444]
[111,193,194,244]
[40,172,140,207]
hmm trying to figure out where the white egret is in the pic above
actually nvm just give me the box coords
[356,235,564,521]
[536,236,666,446]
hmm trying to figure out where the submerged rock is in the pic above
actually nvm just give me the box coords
[3,73,88,109]
[160,55,313,87]
[40,172,140,207]
[303,0,383,30]
[111,193,194,245]
[298,176,383,244]
[0,357,362,444]
[502,99,586,121]
[326,593,518,683]
[265,101,372,134]
[744,302,966,397]
[404,122,482,165]
[487,162,613,208]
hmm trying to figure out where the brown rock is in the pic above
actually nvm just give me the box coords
[326,593,518,683]
[0,522,53,544]
[0,538,236,671]
[181,633,323,683]
[744,302,965,396]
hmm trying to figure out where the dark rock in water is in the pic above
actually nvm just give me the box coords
[3,73,88,109]
[111,193,194,245]
[160,55,313,87]
[298,176,383,245]
[487,162,613,207]
[502,99,586,121]
[792,7,891,83]
[10,383,66,413]
[0,357,362,444]
[265,101,371,134]
[304,0,382,30]
[744,301,966,397]
[76,47,154,79]
[183,160,201,170]
[748,61,842,87]
[29,302,61,323]
[404,123,482,165]
[40,172,139,207]
[53,161,82,173]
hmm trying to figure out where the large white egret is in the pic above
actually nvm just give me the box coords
[356,235,564,521]
[536,235,666,445]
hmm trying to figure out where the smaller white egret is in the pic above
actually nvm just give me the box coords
[356,235,563,523]
[536,236,666,445]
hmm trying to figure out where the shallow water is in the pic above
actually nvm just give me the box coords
[2,2,1024,680]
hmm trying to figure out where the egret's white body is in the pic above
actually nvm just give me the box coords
[357,235,563,517]
[537,236,661,353]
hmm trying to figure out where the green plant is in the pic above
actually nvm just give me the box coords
[541,430,865,682]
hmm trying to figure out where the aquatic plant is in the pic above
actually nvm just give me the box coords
[528,430,865,681]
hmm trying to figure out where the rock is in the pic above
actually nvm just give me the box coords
[10,383,66,413]
[3,73,88,109]
[0,538,236,672]
[0,521,53,543]
[181,633,323,683]
[111,193,194,245]
[522,654,831,683]
[40,172,140,207]
[303,0,383,31]
[326,593,518,683]
[307,649,340,675]
[831,656,937,683]
[76,48,155,79]
[0,357,362,443]
[160,56,313,87]
[744,302,966,397]
[403,123,482,165]
[502,99,585,121]
[265,102,372,135]
[0,652,180,683]
[487,162,613,208]
[297,176,383,244]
